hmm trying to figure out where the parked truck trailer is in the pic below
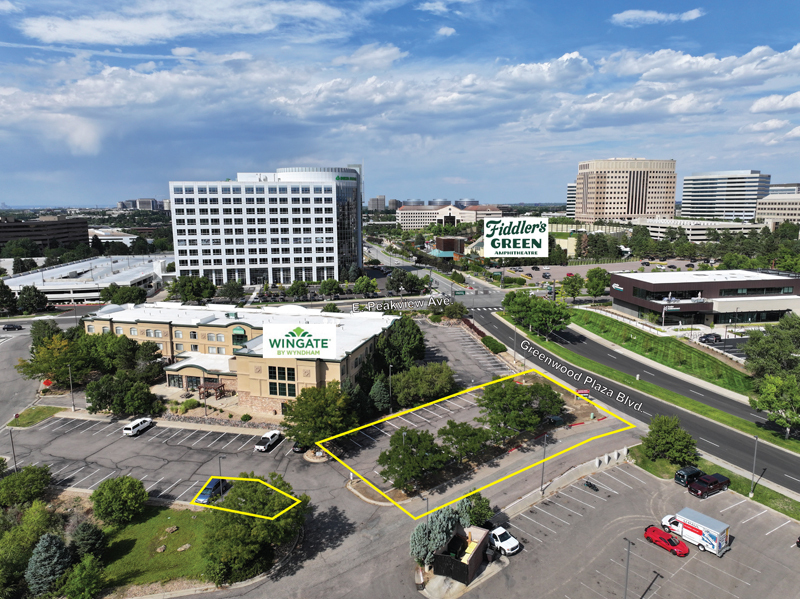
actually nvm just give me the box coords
[661,508,730,557]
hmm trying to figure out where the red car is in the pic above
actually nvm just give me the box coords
[644,525,689,557]
[566,273,574,277]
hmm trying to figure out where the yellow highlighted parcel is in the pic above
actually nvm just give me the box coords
[317,365,635,520]
[190,476,302,520]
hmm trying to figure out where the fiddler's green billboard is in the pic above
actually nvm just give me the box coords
[484,217,549,258]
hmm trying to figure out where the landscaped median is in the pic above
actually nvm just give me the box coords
[7,406,66,427]
[495,311,800,455]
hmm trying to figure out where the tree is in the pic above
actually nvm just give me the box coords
[1,237,41,258]
[742,314,800,381]
[750,374,800,440]
[348,263,360,282]
[91,234,105,255]
[437,420,490,463]
[285,280,308,297]
[219,279,244,301]
[29,320,62,353]
[16,334,93,386]
[561,274,584,303]
[464,491,494,526]
[476,379,542,442]
[377,428,450,493]
[25,533,72,596]
[319,278,342,297]
[414,233,425,247]
[534,383,565,417]
[130,236,150,255]
[100,283,147,305]
[169,276,216,302]
[639,415,697,465]
[12,257,26,274]
[369,375,391,412]
[375,314,425,373]
[165,261,176,272]
[629,226,653,257]
[0,280,16,313]
[0,500,52,596]
[62,554,105,599]
[409,520,432,566]
[69,521,107,560]
[321,302,341,313]
[391,362,457,407]
[201,472,310,585]
[502,291,571,338]
[0,465,52,507]
[353,275,378,295]
[90,475,148,525]
[443,301,467,319]
[281,381,357,449]
[585,267,610,301]
[17,284,47,313]
[86,372,159,416]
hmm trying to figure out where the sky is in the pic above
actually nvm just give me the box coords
[1,1,800,207]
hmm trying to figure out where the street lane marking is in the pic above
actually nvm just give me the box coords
[92,424,113,435]
[699,437,720,447]
[88,471,116,489]
[519,512,557,534]
[601,471,632,489]
[690,389,704,396]
[534,506,570,525]
[191,431,211,446]
[606,353,617,359]
[785,474,800,483]
[641,410,652,416]
[749,413,767,421]
[157,479,182,497]
[765,521,791,536]
[145,477,164,492]
[207,433,226,447]
[221,434,241,449]
[508,521,542,543]
[71,469,101,488]
[642,370,655,376]
[741,510,767,524]
[175,481,199,501]
[720,499,746,512]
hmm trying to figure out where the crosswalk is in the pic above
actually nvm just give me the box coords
[470,307,503,311]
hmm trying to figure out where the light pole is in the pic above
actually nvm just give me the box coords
[9,428,18,473]
[540,432,548,494]
[389,364,393,413]
[425,496,429,523]
[68,363,75,412]
[749,435,759,498]
[622,537,635,599]
[218,455,227,500]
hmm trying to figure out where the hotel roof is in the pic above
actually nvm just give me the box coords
[612,269,794,285]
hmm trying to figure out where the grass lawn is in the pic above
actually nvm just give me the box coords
[569,310,754,396]
[550,232,570,239]
[497,313,800,455]
[7,406,65,427]
[104,506,209,588]
[629,446,800,521]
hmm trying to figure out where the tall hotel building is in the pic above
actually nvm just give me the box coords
[169,167,362,286]
[574,158,676,223]
[681,170,771,221]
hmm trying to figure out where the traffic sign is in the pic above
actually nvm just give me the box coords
[576,389,590,396]
[454,290,466,295]
[42,379,52,387]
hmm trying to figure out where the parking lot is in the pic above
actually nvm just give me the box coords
[469,463,800,599]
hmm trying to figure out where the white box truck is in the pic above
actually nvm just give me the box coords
[661,508,730,557]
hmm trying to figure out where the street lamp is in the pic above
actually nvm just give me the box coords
[68,363,75,412]
[218,455,227,500]
[540,432,548,493]
[749,435,759,498]
[389,364,393,413]
[622,537,635,599]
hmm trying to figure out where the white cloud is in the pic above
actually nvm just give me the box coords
[437,26,456,37]
[172,47,197,57]
[498,52,593,89]
[740,119,791,132]
[751,91,800,113]
[332,43,408,70]
[785,126,800,139]
[0,1,20,13]
[415,0,476,14]
[611,8,705,28]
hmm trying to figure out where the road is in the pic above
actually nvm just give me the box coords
[471,308,800,497]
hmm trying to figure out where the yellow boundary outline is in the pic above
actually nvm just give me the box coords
[317,366,635,520]
[189,476,302,520]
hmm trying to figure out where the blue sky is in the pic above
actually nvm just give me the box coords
[1,1,799,206]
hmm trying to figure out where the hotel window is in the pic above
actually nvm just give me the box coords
[208,347,217,354]
[190,331,197,339]
[155,330,163,338]
[102,327,110,334]
[146,329,153,337]
[216,334,224,342]
[115,327,123,335]
[87,325,95,333]
[191,344,199,351]
[130,327,138,336]
[175,343,184,351]
[175,330,183,338]
[156,343,164,351]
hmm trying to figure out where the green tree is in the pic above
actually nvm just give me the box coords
[377,428,450,493]
[476,379,542,442]
[17,284,48,313]
[29,320,62,353]
[0,465,52,507]
[219,279,245,301]
[90,475,148,526]
[169,276,216,302]
[285,280,309,297]
[165,261,176,272]
[532,383,565,417]
[16,334,92,386]
[451,270,465,284]
[750,374,800,440]
[201,472,310,585]
[321,302,341,313]
[464,491,494,526]
[1,237,41,258]
[639,415,697,466]
[409,520,432,566]
[391,362,457,407]
[85,372,159,416]
[561,273,584,303]
[629,226,653,258]
[100,283,147,305]
[437,420,490,462]
[375,314,425,373]
[281,381,357,449]
[353,275,378,295]
[585,267,610,300]
[348,263,360,282]
[69,521,107,560]
[414,233,425,247]
[319,278,343,296]
[0,280,16,313]
[62,554,105,599]
[0,500,52,596]
[443,301,467,319]
[130,236,150,255]
[12,256,26,274]
[369,375,391,412]
[90,234,105,255]
[502,291,571,338]
[742,314,800,381]
[25,533,72,596]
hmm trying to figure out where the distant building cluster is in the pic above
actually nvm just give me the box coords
[395,203,508,230]
[88,227,139,247]
[117,198,171,211]
[0,215,88,253]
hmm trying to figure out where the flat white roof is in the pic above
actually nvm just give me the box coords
[88,302,399,361]
[164,352,234,374]
[713,295,800,303]
[614,269,793,284]
[3,256,158,291]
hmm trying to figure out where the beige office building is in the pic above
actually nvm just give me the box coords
[395,204,502,230]
[575,158,676,223]
[755,193,800,227]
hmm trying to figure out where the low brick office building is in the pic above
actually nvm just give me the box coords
[83,302,399,415]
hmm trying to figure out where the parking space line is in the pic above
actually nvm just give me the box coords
[615,467,647,484]
[88,471,116,489]
[444,399,468,410]
[146,428,169,441]
[548,500,583,517]
[508,522,543,543]
[519,512,558,534]
[588,477,618,494]
[370,425,390,436]
[595,568,651,594]
[57,466,85,485]
[162,430,182,444]
[383,419,400,429]
[191,431,212,446]
[145,477,165,492]
[272,438,286,453]
[609,558,664,585]
[178,430,197,444]
[221,434,241,449]
[419,407,443,419]
[157,479,182,498]
[601,471,632,489]
[359,430,378,442]
[722,558,760,574]
[92,424,113,435]
[348,437,363,448]
[432,402,454,414]
[397,415,418,427]
[51,463,73,476]
[66,421,94,433]
[720,499,746,512]
[662,578,704,599]
[697,559,750,585]
[106,427,125,437]
[237,436,257,451]
[52,420,76,431]
[679,568,739,598]
[558,491,595,509]
[571,484,607,501]
[37,418,64,430]
[534,505,570,525]
[175,481,199,501]
[765,521,791,536]
[670,551,695,579]
[579,582,607,598]
[140,475,148,482]
[207,433,226,447]
[741,510,767,524]
[71,469,101,488]
[79,422,102,434]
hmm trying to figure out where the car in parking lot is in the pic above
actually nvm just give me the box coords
[655,264,667,270]
[485,525,521,555]
[685,263,695,268]
[699,333,721,343]
[2,324,22,331]
[195,478,229,504]
[542,273,551,279]
[643,525,689,557]
[254,430,282,452]
[531,266,540,271]
[688,473,730,498]
[292,441,309,453]
[541,266,550,270]
[566,272,575,277]
[668,264,677,269]
[641,261,650,266]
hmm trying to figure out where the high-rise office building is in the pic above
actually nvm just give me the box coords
[574,158,676,223]
[566,183,576,218]
[388,199,402,211]
[681,170,771,221]
[169,166,362,286]
[368,195,386,211]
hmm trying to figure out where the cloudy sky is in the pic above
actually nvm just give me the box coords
[1,1,799,207]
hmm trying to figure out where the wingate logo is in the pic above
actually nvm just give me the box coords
[612,283,623,292]
[264,325,336,359]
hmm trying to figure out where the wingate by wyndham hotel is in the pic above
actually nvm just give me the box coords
[83,303,398,416]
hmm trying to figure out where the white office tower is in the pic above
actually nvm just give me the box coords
[681,170,771,221]
[169,167,362,286]
[566,183,576,218]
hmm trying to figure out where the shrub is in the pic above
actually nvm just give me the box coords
[0,465,51,507]
[62,554,105,599]
[182,398,200,411]
[481,336,507,354]
[228,413,233,418]
[430,314,442,323]
[90,475,148,526]
[69,521,107,560]
[241,413,252,422]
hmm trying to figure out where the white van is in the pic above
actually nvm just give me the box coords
[123,417,153,437]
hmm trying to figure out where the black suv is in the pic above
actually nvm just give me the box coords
[674,466,704,487]
[2,324,22,331]
[699,333,721,344]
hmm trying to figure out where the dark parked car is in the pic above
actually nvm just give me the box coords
[2,324,22,331]
[668,264,677,270]
[531,266,540,271]
[292,441,309,453]
[674,466,705,487]
[542,273,551,279]
[641,261,650,266]
[195,479,229,504]
[688,474,730,498]
[699,333,721,344]
[685,263,695,268]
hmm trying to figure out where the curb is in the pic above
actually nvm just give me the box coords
[346,479,415,506]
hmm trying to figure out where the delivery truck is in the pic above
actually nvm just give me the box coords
[661,508,730,557]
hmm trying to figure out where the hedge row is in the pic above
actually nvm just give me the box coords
[481,336,507,354]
